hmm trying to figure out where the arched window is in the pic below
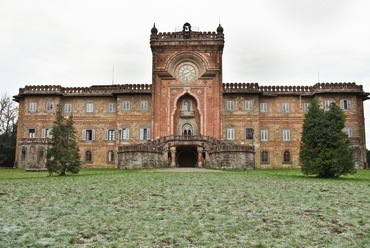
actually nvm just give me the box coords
[283,150,291,163]
[107,150,115,162]
[85,150,93,162]
[21,147,27,161]
[261,150,269,164]
[182,123,193,136]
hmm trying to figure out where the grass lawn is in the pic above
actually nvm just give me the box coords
[1,168,369,247]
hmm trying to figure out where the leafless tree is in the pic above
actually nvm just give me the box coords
[0,93,18,134]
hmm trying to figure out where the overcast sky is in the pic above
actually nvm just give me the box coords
[1,0,370,146]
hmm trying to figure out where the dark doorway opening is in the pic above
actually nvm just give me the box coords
[177,146,197,167]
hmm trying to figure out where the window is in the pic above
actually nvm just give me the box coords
[119,128,130,140]
[107,150,115,162]
[226,100,235,111]
[340,99,352,110]
[282,128,291,141]
[105,129,116,141]
[28,128,36,138]
[281,102,290,113]
[86,103,94,113]
[29,102,37,112]
[324,100,333,110]
[261,150,269,164]
[108,103,116,113]
[260,128,269,142]
[41,128,52,138]
[260,102,268,113]
[283,150,291,163]
[245,100,253,111]
[226,127,235,140]
[122,101,131,111]
[21,147,27,161]
[85,150,93,162]
[303,102,310,113]
[139,128,151,140]
[82,129,96,141]
[38,148,45,163]
[245,128,254,140]
[64,103,72,113]
[343,127,354,138]
[140,101,148,111]
[45,101,54,112]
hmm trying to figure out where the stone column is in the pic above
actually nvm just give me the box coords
[170,146,176,167]
[197,147,203,167]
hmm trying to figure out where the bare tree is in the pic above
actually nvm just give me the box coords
[0,93,18,134]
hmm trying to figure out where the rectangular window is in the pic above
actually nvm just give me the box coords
[340,99,352,110]
[226,127,235,140]
[108,103,116,113]
[105,129,116,141]
[303,103,310,113]
[64,103,72,113]
[260,129,269,141]
[140,101,148,111]
[282,129,291,141]
[82,129,96,141]
[41,128,53,138]
[139,128,151,140]
[245,128,254,140]
[344,127,353,137]
[226,100,235,111]
[45,101,54,112]
[281,102,290,113]
[86,103,94,113]
[122,101,131,111]
[119,128,130,140]
[324,100,333,110]
[29,102,37,112]
[260,102,268,113]
[28,128,36,138]
[245,100,253,111]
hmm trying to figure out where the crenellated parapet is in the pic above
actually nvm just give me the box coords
[155,31,221,41]
[15,84,152,100]
[223,82,365,95]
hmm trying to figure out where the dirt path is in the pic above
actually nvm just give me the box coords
[144,167,223,173]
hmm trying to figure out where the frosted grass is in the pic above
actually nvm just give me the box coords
[1,169,369,247]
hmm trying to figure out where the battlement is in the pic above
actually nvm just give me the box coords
[155,31,221,41]
[15,84,152,99]
[223,82,364,95]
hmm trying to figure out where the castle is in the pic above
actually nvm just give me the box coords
[14,23,369,169]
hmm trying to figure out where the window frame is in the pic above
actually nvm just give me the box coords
[226,126,235,140]
[139,128,151,141]
[64,103,72,113]
[122,101,131,111]
[108,102,116,113]
[261,150,269,164]
[226,100,235,111]
[281,102,290,113]
[86,103,94,113]
[29,102,38,112]
[260,102,268,113]
[282,128,291,142]
[260,128,269,142]
[245,99,253,111]
[140,100,148,111]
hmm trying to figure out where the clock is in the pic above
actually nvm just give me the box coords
[178,64,197,83]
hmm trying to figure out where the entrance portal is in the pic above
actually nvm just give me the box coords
[177,146,197,167]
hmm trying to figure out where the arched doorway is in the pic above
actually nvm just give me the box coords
[177,146,197,167]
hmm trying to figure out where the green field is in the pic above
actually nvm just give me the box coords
[1,168,369,247]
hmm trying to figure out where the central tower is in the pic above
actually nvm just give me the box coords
[150,22,225,140]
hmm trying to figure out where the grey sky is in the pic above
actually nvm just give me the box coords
[1,0,369,146]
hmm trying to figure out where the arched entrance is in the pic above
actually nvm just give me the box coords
[177,146,197,167]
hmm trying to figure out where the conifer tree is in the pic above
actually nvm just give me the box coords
[300,98,355,177]
[46,105,81,175]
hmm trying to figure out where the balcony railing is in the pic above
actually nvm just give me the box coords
[180,110,195,118]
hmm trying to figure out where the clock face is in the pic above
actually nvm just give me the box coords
[178,64,197,83]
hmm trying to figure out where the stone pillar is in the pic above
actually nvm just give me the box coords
[170,146,176,167]
[197,147,203,167]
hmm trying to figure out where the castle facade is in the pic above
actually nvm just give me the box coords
[14,23,369,169]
